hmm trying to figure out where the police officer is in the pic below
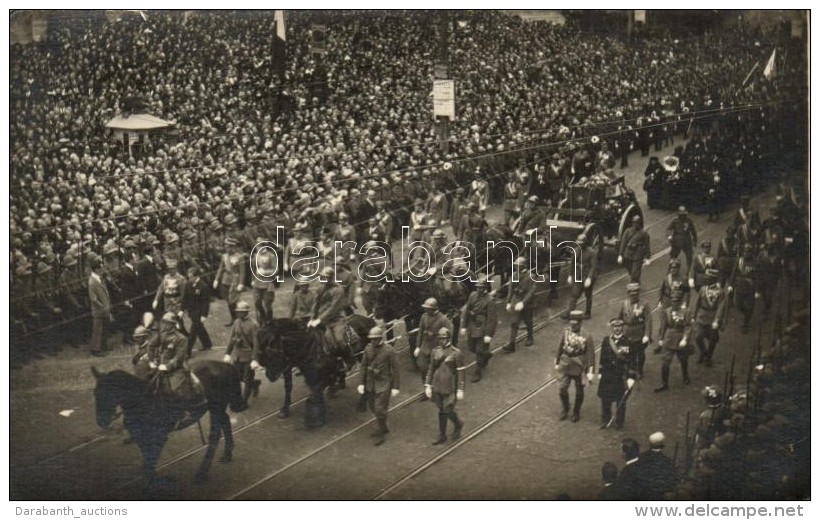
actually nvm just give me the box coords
[460,278,498,382]
[562,233,598,320]
[654,290,692,392]
[689,269,727,367]
[357,326,401,446]
[617,283,654,380]
[597,318,637,430]
[424,327,465,445]
[555,310,595,422]
[415,297,453,392]
[618,215,651,283]
[224,300,261,406]
[667,206,698,272]
[504,257,536,353]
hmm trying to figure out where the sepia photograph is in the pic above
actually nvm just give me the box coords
[6,6,811,504]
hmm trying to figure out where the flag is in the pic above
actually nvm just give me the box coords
[273,10,286,80]
[763,48,776,80]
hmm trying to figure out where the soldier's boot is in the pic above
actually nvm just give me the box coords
[502,327,516,353]
[432,413,448,445]
[559,391,570,421]
[471,363,483,383]
[681,359,691,385]
[525,325,534,346]
[571,391,584,422]
[251,379,261,398]
[373,417,389,446]
[225,305,237,327]
[696,340,707,364]
[705,341,717,367]
[655,365,670,392]
[584,299,593,319]
[450,412,464,440]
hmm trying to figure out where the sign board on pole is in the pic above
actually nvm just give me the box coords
[433,79,456,120]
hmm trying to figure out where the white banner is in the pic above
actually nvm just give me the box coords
[433,79,456,120]
[634,10,646,23]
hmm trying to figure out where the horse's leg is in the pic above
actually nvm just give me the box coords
[194,412,220,482]
[277,367,292,419]
[141,434,167,491]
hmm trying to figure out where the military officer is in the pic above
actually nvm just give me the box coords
[667,206,698,272]
[308,266,348,354]
[618,215,651,283]
[415,297,453,392]
[290,280,317,320]
[214,237,247,326]
[689,240,716,292]
[562,233,598,320]
[597,318,637,429]
[689,269,727,367]
[555,310,596,422]
[425,327,465,445]
[459,202,485,244]
[459,278,498,382]
[224,301,261,406]
[357,326,401,446]
[727,244,757,333]
[503,257,536,353]
[181,266,212,354]
[654,290,692,391]
[153,257,187,321]
[250,236,280,325]
[755,243,782,316]
[512,195,545,238]
[715,225,739,287]
[658,258,690,310]
[617,283,654,379]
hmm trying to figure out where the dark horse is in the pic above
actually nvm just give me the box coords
[91,360,247,488]
[257,314,375,428]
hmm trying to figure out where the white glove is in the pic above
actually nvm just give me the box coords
[149,361,158,369]
[357,384,365,395]
[658,340,664,347]
[689,278,695,288]
[152,300,158,310]
[643,259,650,267]
[223,354,232,364]
[483,336,492,344]
[711,321,719,330]
[667,235,672,242]
[617,255,623,265]
[597,373,602,380]
[213,280,219,290]
[567,275,573,284]
[460,328,467,338]
[727,286,734,293]
[679,339,688,348]
[587,370,595,384]
[158,364,168,372]
[554,364,560,371]
[250,360,260,370]
[627,378,635,389]
[200,316,207,322]
[391,388,400,397]
[283,263,290,272]
[424,385,432,399]
[413,347,420,358]
[427,267,437,276]
[236,284,244,292]
[584,277,591,288]
[642,335,650,344]
[456,389,464,401]
[506,303,512,312]
[754,292,761,299]
[514,302,524,312]
[178,311,184,318]
[356,287,363,295]
[308,318,321,328]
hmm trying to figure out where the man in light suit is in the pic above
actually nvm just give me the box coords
[88,258,112,357]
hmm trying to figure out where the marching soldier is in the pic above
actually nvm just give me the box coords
[667,206,698,272]
[181,266,212,354]
[415,298,453,392]
[357,326,401,446]
[689,269,727,367]
[214,237,247,326]
[450,188,468,240]
[153,257,187,320]
[715,225,739,287]
[424,327,466,445]
[755,243,782,317]
[459,202,485,244]
[223,301,261,406]
[654,290,692,391]
[597,318,638,430]
[250,235,280,325]
[562,233,598,320]
[617,283,654,380]
[618,214,651,283]
[460,278,498,382]
[727,244,757,333]
[504,257,536,353]
[658,258,690,310]
[689,240,716,293]
[555,310,596,422]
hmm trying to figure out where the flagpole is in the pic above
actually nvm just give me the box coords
[735,61,759,97]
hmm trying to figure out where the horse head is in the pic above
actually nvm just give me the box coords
[91,367,141,429]
[258,318,308,382]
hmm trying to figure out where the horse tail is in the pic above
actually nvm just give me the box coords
[227,365,248,413]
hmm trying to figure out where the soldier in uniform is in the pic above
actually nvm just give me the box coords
[555,310,596,422]
[689,269,727,367]
[618,214,651,283]
[308,266,348,355]
[694,385,729,452]
[250,236,280,325]
[615,112,636,169]
[88,257,112,357]
[214,237,247,326]
[735,210,760,254]
[597,318,638,430]
[689,240,716,293]
[658,258,690,310]
[424,327,465,445]
[667,206,698,272]
[503,257,536,353]
[512,195,545,238]
[562,233,598,319]
[715,225,739,287]
[450,187,467,240]
[617,283,654,380]
[415,297,453,392]
[459,202,485,245]
[459,278,498,382]
[152,258,187,327]
[357,326,401,446]
[290,280,317,320]
[181,266,212,354]
[503,172,523,226]
[727,244,757,333]
[755,243,782,317]
[654,290,692,391]
[223,301,261,406]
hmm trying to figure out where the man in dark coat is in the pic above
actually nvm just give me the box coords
[637,432,678,500]
[182,266,212,354]
[562,233,599,320]
[597,318,637,430]
[618,215,651,283]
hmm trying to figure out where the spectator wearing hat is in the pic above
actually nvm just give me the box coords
[689,269,727,367]
[667,206,698,272]
[503,257,537,353]
[555,309,595,422]
[425,326,465,445]
[56,254,86,348]
[87,258,112,357]
[460,278,498,382]
[689,240,716,292]
[597,318,637,430]
[658,258,690,311]
[415,297,453,391]
[182,266,212,354]
[224,300,261,406]
[358,326,401,446]
[617,282,654,380]
[562,233,599,320]
[638,432,678,500]
[619,212,650,279]
[214,237,247,326]
[654,290,692,392]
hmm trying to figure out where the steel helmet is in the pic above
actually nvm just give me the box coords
[422,297,439,310]
[437,327,451,338]
[320,266,335,278]
[236,301,252,313]
[367,326,384,339]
